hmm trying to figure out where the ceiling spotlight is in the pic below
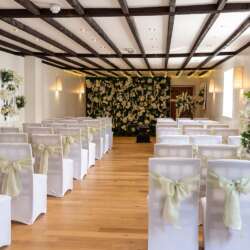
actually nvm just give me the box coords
[50,4,61,14]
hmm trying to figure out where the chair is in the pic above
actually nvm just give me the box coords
[148,158,200,250]
[1,127,19,133]
[228,135,241,146]
[158,135,190,145]
[204,160,250,250]
[156,128,182,142]
[184,128,210,135]
[23,123,42,133]
[26,127,53,142]
[31,135,73,198]
[182,124,204,130]
[210,128,239,143]
[190,135,222,145]
[98,117,109,153]
[206,124,229,129]
[154,144,193,158]
[54,128,88,179]
[0,195,11,247]
[0,133,28,143]
[0,143,47,224]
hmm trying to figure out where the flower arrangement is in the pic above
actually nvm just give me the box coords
[16,96,26,109]
[176,92,195,118]
[0,69,26,120]
[86,77,171,135]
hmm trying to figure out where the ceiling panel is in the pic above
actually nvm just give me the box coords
[224,27,250,52]
[227,0,250,2]
[47,57,81,68]
[85,58,114,69]
[148,58,164,69]
[0,20,64,53]
[78,0,119,8]
[127,0,169,7]
[17,18,90,53]
[55,18,114,54]
[168,57,186,68]
[32,0,72,9]
[0,0,24,8]
[69,57,96,68]
[197,12,250,52]
[170,14,208,53]
[107,58,130,69]
[177,0,216,4]
[186,56,207,68]
[133,15,168,54]
[127,58,147,69]
[205,55,228,68]
[94,17,140,54]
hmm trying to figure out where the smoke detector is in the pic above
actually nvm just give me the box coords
[50,4,61,14]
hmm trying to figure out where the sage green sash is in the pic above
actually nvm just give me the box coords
[151,172,199,226]
[0,158,32,197]
[32,144,61,174]
[62,135,80,156]
[208,170,250,230]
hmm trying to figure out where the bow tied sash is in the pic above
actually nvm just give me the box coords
[208,170,250,230]
[62,135,81,156]
[151,172,199,226]
[0,158,32,197]
[32,144,61,174]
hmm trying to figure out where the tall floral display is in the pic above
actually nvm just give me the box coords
[86,77,171,136]
[175,92,195,118]
[240,91,250,157]
[0,69,26,121]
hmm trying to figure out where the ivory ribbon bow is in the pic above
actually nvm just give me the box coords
[32,144,61,174]
[62,135,80,156]
[208,170,250,230]
[0,158,32,197]
[150,172,199,226]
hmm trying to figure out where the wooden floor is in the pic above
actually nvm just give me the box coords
[8,137,152,250]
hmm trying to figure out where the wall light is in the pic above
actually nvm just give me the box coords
[55,76,62,98]
[209,78,215,93]
[234,66,244,89]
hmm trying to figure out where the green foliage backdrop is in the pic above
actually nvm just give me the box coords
[86,77,171,135]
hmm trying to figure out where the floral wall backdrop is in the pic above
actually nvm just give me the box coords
[86,77,171,135]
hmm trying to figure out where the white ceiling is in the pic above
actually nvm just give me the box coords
[0,0,249,76]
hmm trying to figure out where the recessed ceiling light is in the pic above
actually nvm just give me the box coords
[36,38,40,42]
[92,38,97,42]
[80,28,86,33]
[13,28,18,32]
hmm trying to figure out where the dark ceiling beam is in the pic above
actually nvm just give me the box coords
[0,17,110,70]
[20,51,235,58]
[66,0,135,71]
[0,46,21,56]
[165,0,176,68]
[13,0,117,69]
[197,16,250,69]
[118,0,152,74]
[211,41,250,69]
[181,0,227,70]
[13,0,40,15]
[0,3,249,17]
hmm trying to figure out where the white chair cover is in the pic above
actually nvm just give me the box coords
[158,135,190,145]
[54,128,88,179]
[23,123,42,133]
[0,133,28,143]
[31,135,73,197]
[0,195,11,247]
[184,128,210,135]
[154,144,193,158]
[182,124,204,130]
[156,123,178,128]
[211,128,239,143]
[206,124,229,129]
[0,143,47,224]
[228,136,241,146]
[156,128,182,142]
[148,158,200,250]
[98,117,109,153]
[205,160,250,250]
[190,135,222,145]
[1,127,19,133]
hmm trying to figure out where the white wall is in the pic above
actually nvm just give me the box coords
[206,47,250,128]
[0,51,85,124]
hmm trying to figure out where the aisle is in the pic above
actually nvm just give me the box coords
[10,137,153,250]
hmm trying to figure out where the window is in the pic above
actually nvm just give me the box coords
[223,68,234,118]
